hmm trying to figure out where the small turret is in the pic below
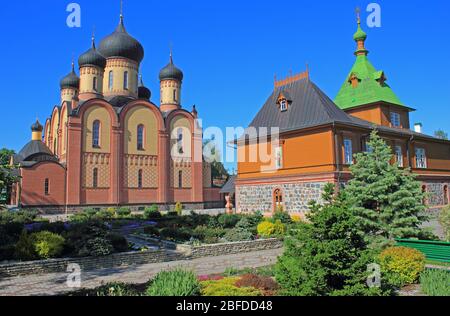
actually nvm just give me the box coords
[60,62,80,103]
[159,51,184,112]
[31,119,43,141]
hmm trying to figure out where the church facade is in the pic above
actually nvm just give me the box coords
[10,13,221,211]
[235,18,450,215]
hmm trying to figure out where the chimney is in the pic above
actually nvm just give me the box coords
[414,123,423,134]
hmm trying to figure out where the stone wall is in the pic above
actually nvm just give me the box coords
[0,239,283,278]
[424,181,450,207]
[237,182,328,213]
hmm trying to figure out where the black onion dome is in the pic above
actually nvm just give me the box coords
[138,76,151,100]
[78,38,107,68]
[98,16,144,64]
[60,63,80,89]
[159,54,184,82]
[31,119,43,132]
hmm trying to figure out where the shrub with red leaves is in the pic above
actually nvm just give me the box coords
[235,274,279,292]
[198,275,224,282]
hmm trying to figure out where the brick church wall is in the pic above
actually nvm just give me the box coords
[124,155,158,188]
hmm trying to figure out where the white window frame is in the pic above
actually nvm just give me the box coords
[280,100,287,112]
[344,138,353,165]
[415,148,427,169]
[395,145,403,167]
[390,112,401,128]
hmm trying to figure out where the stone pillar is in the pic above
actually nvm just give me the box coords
[110,126,122,204]
[66,119,82,205]
[158,131,170,203]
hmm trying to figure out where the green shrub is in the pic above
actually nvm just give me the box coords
[420,269,450,296]
[116,207,132,218]
[201,277,262,296]
[159,227,192,242]
[235,217,256,233]
[106,233,129,253]
[144,205,161,219]
[192,225,226,243]
[0,210,39,224]
[257,220,285,238]
[14,230,36,260]
[31,231,65,259]
[80,237,113,257]
[64,221,112,257]
[218,214,240,228]
[146,269,201,296]
[174,202,183,216]
[96,282,140,296]
[439,206,450,241]
[223,228,253,242]
[143,225,160,237]
[272,210,293,225]
[379,246,425,288]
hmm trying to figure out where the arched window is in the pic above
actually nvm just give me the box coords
[93,168,98,188]
[177,128,184,154]
[137,125,144,150]
[422,185,427,205]
[444,185,449,205]
[123,71,129,90]
[108,71,114,91]
[273,189,284,212]
[92,120,101,148]
[138,170,143,189]
[93,76,97,91]
[44,178,49,196]
[178,170,183,188]
[173,89,177,102]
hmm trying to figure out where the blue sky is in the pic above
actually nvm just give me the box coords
[1,0,449,172]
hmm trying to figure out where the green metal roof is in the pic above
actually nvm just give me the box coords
[334,55,406,110]
[335,22,409,111]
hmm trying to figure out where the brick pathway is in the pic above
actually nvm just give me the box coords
[0,248,282,296]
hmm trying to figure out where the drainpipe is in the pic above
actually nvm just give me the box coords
[406,135,414,168]
[333,123,342,186]
[65,121,69,215]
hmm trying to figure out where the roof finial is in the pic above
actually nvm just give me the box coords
[120,0,124,19]
[91,25,96,48]
[356,7,361,24]
[169,42,173,64]
[71,55,75,72]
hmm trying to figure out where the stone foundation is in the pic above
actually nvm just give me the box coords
[423,181,450,207]
[236,181,329,213]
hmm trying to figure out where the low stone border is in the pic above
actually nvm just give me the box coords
[0,239,283,278]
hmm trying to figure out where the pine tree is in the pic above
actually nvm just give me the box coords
[344,130,426,247]
[275,184,390,296]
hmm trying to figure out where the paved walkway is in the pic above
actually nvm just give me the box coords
[0,248,282,296]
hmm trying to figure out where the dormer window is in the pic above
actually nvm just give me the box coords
[277,91,291,112]
[348,73,360,88]
[280,99,287,112]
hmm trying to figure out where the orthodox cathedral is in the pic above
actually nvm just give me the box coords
[10,13,221,211]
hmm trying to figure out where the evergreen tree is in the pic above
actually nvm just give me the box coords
[344,130,426,248]
[275,184,391,296]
